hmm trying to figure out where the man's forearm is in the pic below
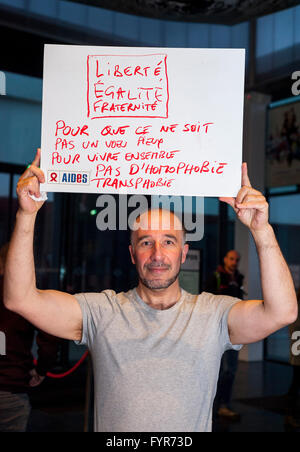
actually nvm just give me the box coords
[4,209,38,308]
[252,224,298,324]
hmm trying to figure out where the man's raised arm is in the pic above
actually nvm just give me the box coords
[221,163,298,345]
[4,149,83,341]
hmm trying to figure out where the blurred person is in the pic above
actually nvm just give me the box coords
[205,250,244,420]
[0,243,59,432]
[285,288,300,429]
[3,149,298,432]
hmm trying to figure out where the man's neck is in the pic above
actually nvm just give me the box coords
[136,281,182,311]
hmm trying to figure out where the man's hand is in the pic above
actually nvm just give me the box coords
[219,162,269,232]
[17,148,46,215]
[29,369,46,387]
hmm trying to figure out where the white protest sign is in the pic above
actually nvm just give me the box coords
[40,45,245,197]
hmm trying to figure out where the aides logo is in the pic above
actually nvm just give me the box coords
[61,172,89,184]
[48,171,90,185]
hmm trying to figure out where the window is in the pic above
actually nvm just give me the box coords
[256,5,300,75]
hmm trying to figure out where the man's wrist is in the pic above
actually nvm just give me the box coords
[250,223,277,249]
[16,208,37,220]
[16,209,37,233]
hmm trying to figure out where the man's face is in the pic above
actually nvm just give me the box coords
[223,251,240,273]
[129,210,189,290]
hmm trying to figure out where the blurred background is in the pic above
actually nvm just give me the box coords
[1,0,300,433]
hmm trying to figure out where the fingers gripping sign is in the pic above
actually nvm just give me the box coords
[17,149,48,215]
[219,162,269,232]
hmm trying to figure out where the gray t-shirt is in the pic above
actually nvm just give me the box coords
[74,288,242,432]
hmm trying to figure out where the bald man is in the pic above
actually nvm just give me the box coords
[206,250,244,301]
[3,149,298,432]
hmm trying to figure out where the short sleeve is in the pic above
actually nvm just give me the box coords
[74,290,116,348]
[219,297,243,352]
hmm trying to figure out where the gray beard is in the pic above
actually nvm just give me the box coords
[139,269,181,290]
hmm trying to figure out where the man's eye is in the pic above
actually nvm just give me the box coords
[165,240,175,246]
[141,241,152,246]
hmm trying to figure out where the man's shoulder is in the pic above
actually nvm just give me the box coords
[189,291,241,314]
[105,288,135,306]
[74,288,134,311]
[180,290,216,310]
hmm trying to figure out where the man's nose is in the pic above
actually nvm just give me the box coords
[151,242,164,259]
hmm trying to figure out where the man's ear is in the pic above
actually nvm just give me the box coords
[129,245,136,265]
[181,243,189,264]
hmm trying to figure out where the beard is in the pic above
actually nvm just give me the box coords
[133,250,183,290]
[139,268,181,290]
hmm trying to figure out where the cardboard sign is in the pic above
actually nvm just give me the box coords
[40,45,245,197]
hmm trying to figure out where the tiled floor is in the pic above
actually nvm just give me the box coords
[27,361,299,432]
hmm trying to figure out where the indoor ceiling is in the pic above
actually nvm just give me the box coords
[67,0,300,25]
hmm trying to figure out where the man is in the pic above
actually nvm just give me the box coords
[206,250,244,299]
[205,250,244,421]
[0,243,59,432]
[4,149,298,432]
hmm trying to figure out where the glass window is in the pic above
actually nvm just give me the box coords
[87,6,114,35]
[0,173,9,246]
[58,0,88,27]
[29,0,58,17]
[65,194,138,295]
[210,25,231,48]
[187,23,209,48]
[256,14,273,74]
[294,5,300,61]
[256,5,300,75]
[140,17,163,46]
[0,0,25,8]
[256,14,274,57]
[274,9,293,52]
[0,97,41,165]
[5,72,42,103]
[273,8,293,68]
[266,327,290,363]
[0,173,9,198]
[200,197,220,286]
[114,12,140,42]
[164,21,188,48]
[231,22,249,49]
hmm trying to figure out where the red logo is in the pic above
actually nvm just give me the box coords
[49,172,58,183]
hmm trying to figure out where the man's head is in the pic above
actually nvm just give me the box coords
[0,243,9,276]
[223,250,240,274]
[129,208,189,290]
